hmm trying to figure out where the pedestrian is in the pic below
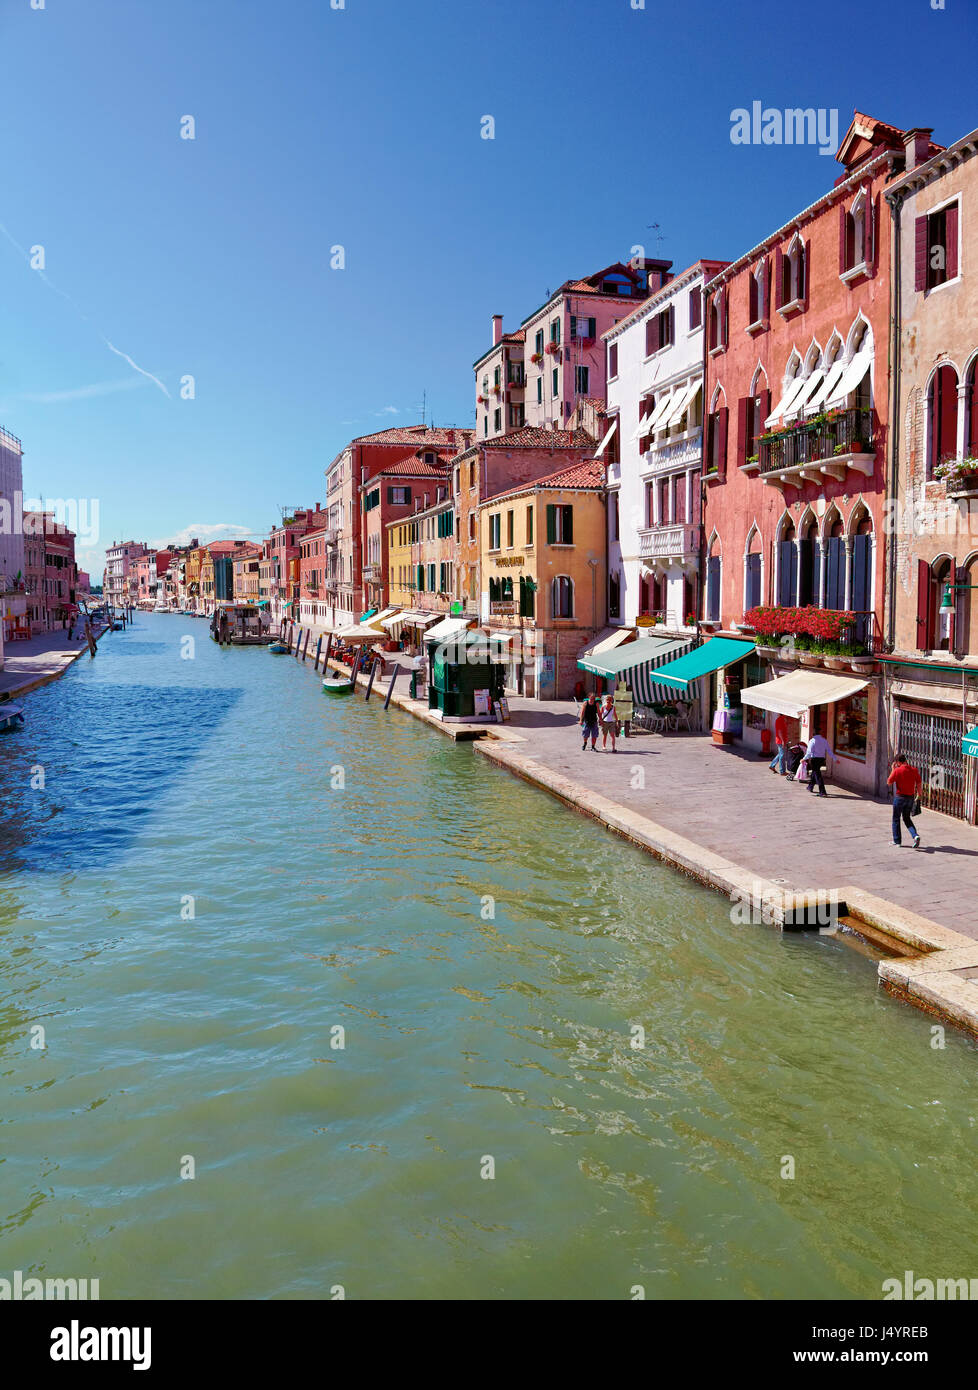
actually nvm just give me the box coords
[887,752,923,849]
[769,712,789,775]
[803,730,832,796]
[579,692,600,751]
[599,693,619,752]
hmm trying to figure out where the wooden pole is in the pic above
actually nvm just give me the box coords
[294,626,302,657]
[314,635,323,671]
[383,663,400,709]
[301,630,310,661]
[364,655,378,702]
[324,631,333,667]
[352,642,363,683]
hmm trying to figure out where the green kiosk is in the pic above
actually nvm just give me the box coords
[427,624,504,721]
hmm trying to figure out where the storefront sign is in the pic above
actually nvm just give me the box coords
[490,601,516,615]
[494,556,525,567]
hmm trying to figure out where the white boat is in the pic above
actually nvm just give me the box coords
[0,703,25,732]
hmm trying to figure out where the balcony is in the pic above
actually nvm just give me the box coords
[638,524,699,570]
[758,408,875,491]
[323,528,339,545]
[362,563,381,581]
[640,426,703,474]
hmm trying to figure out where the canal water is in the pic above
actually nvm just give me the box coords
[1,613,976,1300]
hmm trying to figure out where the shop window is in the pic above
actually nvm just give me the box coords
[835,693,868,761]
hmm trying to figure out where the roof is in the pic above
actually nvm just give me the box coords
[485,459,605,504]
[364,454,449,481]
[603,259,731,339]
[885,124,978,202]
[482,425,596,451]
[519,261,661,327]
[205,540,251,556]
[350,425,472,448]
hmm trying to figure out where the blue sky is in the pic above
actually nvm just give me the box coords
[1,0,975,581]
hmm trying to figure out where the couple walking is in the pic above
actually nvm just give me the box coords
[768,713,831,796]
[579,693,618,752]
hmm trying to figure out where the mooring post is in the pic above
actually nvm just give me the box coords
[294,626,302,657]
[324,631,333,668]
[314,635,323,671]
[352,643,363,684]
[383,663,400,710]
[302,630,310,661]
[364,656,379,702]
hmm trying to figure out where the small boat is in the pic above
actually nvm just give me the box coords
[322,674,354,696]
[268,642,289,654]
[0,704,25,733]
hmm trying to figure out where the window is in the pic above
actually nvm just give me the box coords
[549,318,561,345]
[706,550,721,621]
[928,364,959,477]
[745,538,762,612]
[570,315,596,339]
[608,342,619,378]
[506,510,514,547]
[748,260,767,326]
[508,404,525,428]
[387,486,411,505]
[537,378,543,404]
[417,564,425,592]
[646,306,673,355]
[836,693,869,761]
[689,287,702,330]
[575,365,590,394]
[705,406,728,474]
[526,505,533,544]
[519,574,535,618]
[776,237,806,310]
[552,576,573,618]
[364,488,381,511]
[427,563,436,591]
[493,366,501,388]
[611,492,619,541]
[493,408,501,432]
[777,524,797,606]
[546,504,573,544]
[535,328,544,356]
[488,514,501,550]
[708,289,727,351]
[439,562,448,592]
[840,189,872,276]
[672,473,686,524]
[609,570,620,620]
[483,415,488,437]
[916,200,959,291]
[552,368,559,397]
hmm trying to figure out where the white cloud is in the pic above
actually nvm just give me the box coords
[158,523,255,547]
[17,377,151,404]
[374,405,399,416]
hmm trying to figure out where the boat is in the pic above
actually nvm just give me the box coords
[0,704,25,733]
[268,642,289,654]
[322,674,354,695]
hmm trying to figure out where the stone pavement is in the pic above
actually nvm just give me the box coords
[0,629,92,699]
[482,697,978,942]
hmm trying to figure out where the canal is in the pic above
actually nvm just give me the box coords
[1,613,976,1300]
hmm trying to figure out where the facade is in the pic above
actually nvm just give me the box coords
[298,527,329,628]
[103,540,148,609]
[361,456,452,614]
[605,259,729,638]
[700,112,926,793]
[884,124,978,820]
[43,520,78,629]
[232,544,262,604]
[23,513,47,635]
[473,319,527,441]
[200,540,249,614]
[453,428,599,622]
[516,261,668,434]
[0,426,27,660]
[185,546,204,612]
[266,506,329,629]
[386,495,456,618]
[479,460,606,699]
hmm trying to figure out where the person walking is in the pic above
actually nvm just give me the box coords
[769,713,789,775]
[579,692,600,751]
[887,753,923,848]
[803,730,832,796]
[599,693,619,752]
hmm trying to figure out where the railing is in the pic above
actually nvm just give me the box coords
[638,524,699,561]
[758,407,874,474]
[362,563,381,580]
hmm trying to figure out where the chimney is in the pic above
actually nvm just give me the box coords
[903,128,933,173]
[492,314,503,346]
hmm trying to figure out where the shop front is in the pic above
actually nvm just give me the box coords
[653,638,757,742]
[576,632,697,720]
[740,668,878,793]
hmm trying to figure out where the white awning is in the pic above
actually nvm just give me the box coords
[785,369,825,419]
[630,407,655,442]
[764,375,808,427]
[645,391,678,435]
[488,629,521,646]
[332,623,388,643]
[825,348,872,409]
[381,611,407,631]
[394,610,440,630]
[661,379,700,431]
[577,626,633,661]
[804,360,845,412]
[740,669,869,719]
[595,419,618,457]
[368,606,401,630]
[425,616,472,643]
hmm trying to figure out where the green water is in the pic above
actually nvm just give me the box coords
[0,614,975,1300]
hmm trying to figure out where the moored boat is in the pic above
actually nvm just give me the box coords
[268,642,289,654]
[322,674,354,695]
[0,703,25,733]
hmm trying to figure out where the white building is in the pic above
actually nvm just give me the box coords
[603,260,728,634]
[0,426,27,666]
[103,540,148,609]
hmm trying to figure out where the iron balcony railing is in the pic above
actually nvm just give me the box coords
[758,407,875,475]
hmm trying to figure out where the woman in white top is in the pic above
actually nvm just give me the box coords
[599,694,619,752]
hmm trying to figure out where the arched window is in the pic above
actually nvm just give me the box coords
[748,259,767,327]
[928,364,959,477]
[841,190,870,276]
[706,536,721,621]
[850,510,874,644]
[824,515,845,611]
[552,575,574,619]
[798,517,819,606]
[965,358,978,460]
[777,518,797,606]
[777,234,806,310]
[745,529,762,612]
[931,556,954,652]
[963,554,978,657]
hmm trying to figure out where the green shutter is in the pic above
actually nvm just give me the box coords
[417,564,424,591]
[588,317,596,338]
[546,505,556,543]
[563,506,573,544]
[570,315,577,339]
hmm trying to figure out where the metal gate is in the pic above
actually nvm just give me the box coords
[897,706,965,818]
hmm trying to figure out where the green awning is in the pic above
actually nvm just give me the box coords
[360,607,378,621]
[964,727,978,759]
[653,637,756,690]
[577,633,690,678]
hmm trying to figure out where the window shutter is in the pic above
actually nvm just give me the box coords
[562,505,574,544]
[916,558,933,650]
[758,389,771,450]
[570,315,577,340]
[839,202,848,273]
[863,184,874,268]
[946,202,959,279]
[798,241,808,306]
[763,257,772,319]
[774,247,785,308]
[667,304,675,345]
[717,406,729,479]
[646,317,655,356]
[749,272,758,324]
[914,214,929,292]
[588,317,596,338]
[689,287,701,330]
[546,504,556,543]
[736,396,751,468]
[720,288,728,346]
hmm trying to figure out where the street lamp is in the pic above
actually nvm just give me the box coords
[940,583,978,612]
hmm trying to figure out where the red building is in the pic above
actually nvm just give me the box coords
[700,112,939,793]
[265,505,329,627]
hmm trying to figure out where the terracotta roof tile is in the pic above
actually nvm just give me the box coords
[487,459,605,503]
[481,426,596,450]
[351,425,472,448]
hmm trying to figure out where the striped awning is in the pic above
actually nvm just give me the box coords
[963,727,978,759]
[578,632,696,705]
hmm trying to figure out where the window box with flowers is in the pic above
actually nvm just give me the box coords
[545,341,560,356]
[492,384,501,396]
[935,455,978,494]
[530,352,543,364]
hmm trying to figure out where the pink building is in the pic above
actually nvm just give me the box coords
[266,506,329,628]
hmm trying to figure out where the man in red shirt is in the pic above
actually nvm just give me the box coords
[887,753,923,848]
[769,713,789,775]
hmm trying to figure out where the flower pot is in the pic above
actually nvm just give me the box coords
[824,656,849,671]
[797,653,822,668]
[755,644,780,659]
[850,659,877,675]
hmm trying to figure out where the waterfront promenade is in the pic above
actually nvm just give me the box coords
[0,629,92,700]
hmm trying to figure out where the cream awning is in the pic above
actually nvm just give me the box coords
[805,360,845,412]
[740,669,869,718]
[645,391,678,435]
[595,419,618,457]
[368,606,401,630]
[785,369,825,419]
[425,616,472,643]
[825,348,872,409]
[661,379,700,430]
[577,626,633,662]
[332,624,388,643]
[393,610,440,630]
[765,375,808,427]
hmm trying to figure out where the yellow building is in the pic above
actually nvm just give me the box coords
[185,546,203,612]
[479,460,606,698]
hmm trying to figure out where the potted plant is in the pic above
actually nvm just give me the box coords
[545,341,560,356]
[935,455,978,489]
[793,635,822,668]
[530,352,543,364]
[822,641,850,671]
